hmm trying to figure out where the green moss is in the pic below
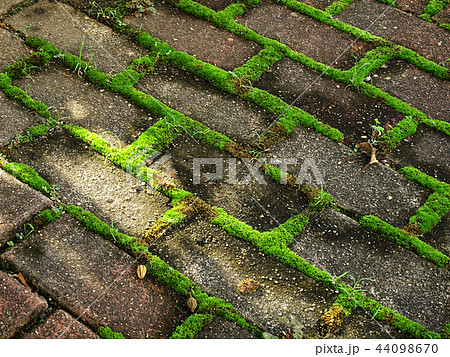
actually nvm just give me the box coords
[233,47,284,81]
[422,0,450,17]
[97,326,125,339]
[1,162,53,197]
[400,167,450,196]
[35,209,62,225]
[325,0,357,16]
[170,314,214,339]
[380,116,419,149]
[408,192,450,234]
[360,215,449,267]
[442,323,450,338]
[421,118,450,137]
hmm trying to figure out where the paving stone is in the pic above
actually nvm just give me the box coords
[289,208,450,332]
[372,60,450,122]
[2,216,189,338]
[296,0,335,10]
[6,0,146,74]
[160,134,310,232]
[0,91,44,147]
[394,0,428,15]
[195,316,257,339]
[0,28,30,72]
[235,0,373,70]
[387,124,450,183]
[138,63,277,144]
[0,0,23,14]
[0,270,48,338]
[330,308,411,339]
[124,0,262,71]
[7,130,172,238]
[421,213,450,258]
[265,125,430,227]
[152,218,336,335]
[195,0,234,11]
[337,0,450,64]
[24,309,99,339]
[256,58,404,144]
[14,62,157,147]
[0,168,53,248]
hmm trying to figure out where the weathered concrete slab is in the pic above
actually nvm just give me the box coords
[138,64,277,145]
[387,125,450,183]
[372,60,450,122]
[7,130,172,238]
[152,218,336,335]
[0,28,30,72]
[14,62,157,147]
[265,126,430,227]
[256,58,404,144]
[395,0,428,15]
[0,168,53,248]
[6,0,146,74]
[289,208,450,332]
[195,316,257,339]
[236,0,373,70]
[160,134,310,232]
[0,270,48,338]
[124,0,262,71]
[2,216,189,338]
[24,309,99,339]
[0,91,43,148]
[337,0,450,64]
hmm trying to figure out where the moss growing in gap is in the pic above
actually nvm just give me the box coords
[360,215,449,267]
[170,314,214,338]
[325,0,357,16]
[379,116,419,151]
[406,192,450,234]
[400,167,450,196]
[97,326,125,339]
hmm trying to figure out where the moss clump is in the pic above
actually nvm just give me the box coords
[34,209,62,227]
[360,215,449,267]
[380,116,418,149]
[170,314,214,339]
[1,162,53,197]
[325,0,357,16]
[97,326,125,339]
[408,192,450,234]
[400,167,450,196]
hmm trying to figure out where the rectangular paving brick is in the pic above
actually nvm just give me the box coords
[6,0,146,74]
[24,309,99,339]
[387,125,450,184]
[0,270,48,338]
[160,134,310,232]
[0,91,43,147]
[7,130,172,238]
[152,217,336,335]
[2,216,189,338]
[138,63,277,144]
[265,125,430,227]
[372,60,450,122]
[255,58,405,144]
[14,62,157,147]
[0,28,30,72]
[195,316,257,338]
[337,0,450,64]
[395,0,429,15]
[195,0,235,11]
[236,0,373,69]
[289,208,450,332]
[0,168,53,248]
[124,0,262,71]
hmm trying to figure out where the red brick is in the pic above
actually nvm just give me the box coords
[0,271,48,338]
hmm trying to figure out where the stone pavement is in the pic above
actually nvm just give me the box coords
[0,0,449,339]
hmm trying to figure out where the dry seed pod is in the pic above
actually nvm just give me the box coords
[137,265,147,279]
[187,292,197,313]
[237,278,260,294]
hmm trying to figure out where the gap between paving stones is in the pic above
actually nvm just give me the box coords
[2,35,446,268]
